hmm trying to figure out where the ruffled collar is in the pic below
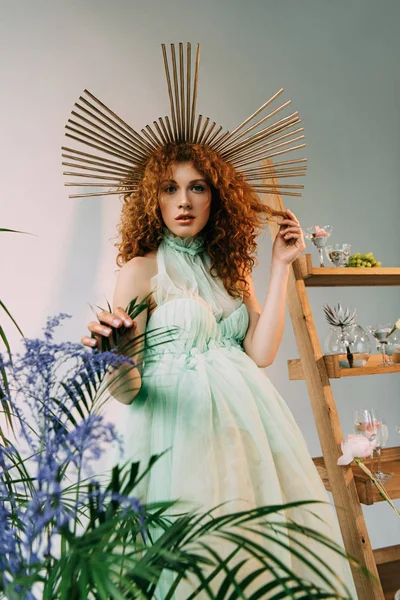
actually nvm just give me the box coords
[162,227,205,256]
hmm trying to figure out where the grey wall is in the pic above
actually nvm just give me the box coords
[1,0,399,549]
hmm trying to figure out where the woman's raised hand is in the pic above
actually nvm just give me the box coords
[272,208,306,265]
[81,307,137,351]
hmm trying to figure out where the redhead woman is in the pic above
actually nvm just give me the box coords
[80,142,356,598]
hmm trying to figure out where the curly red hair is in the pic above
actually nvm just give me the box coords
[116,143,287,298]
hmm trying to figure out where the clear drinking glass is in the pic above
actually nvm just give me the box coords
[304,225,333,267]
[325,243,351,267]
[368,323,395,367]
[370,410,391,480]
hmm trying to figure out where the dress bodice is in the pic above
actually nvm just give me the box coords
[145,229,249,360]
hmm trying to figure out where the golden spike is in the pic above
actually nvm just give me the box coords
[65,126,141,172]
[145,124,164,147]
[65,127,140,164]
[206,125,223,146]
[214,88,285,151]
[241,157,308,174]
[179,43,186,141]
[253,189,302,197]
[75,99,148,160]
[226,128,304,164]
[158,117,171,143]
[65,134,140,167]
[65,181,137,187]
[62,163,136,178]
[200,121,216,145]
[230,134,305,167]
[224,124,303,162]
[63,171,139,182]
[197,117,210,145]
[153,120,168,145]
[186,42,191,140]
[245,172,307,181]
[161,44,178,140]
[220,120,301,165]
[61,152,133,173]
[221,113,300,159]
[165,116,174,141]
[141,128,159,151]
[235,143,306,169]
[70,112,144,163]
[243,165,308,177]
[193,114,203,143]
[66,119,146,165]
[171,44,181,140]
[68,189,138,199]
[254,183,304,189]
[83,90,153,153]
[208,129,231,150]
[216,100,292,154]
[244,167,307,178]
[190,44,200,139]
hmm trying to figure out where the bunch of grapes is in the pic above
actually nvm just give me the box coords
[347,252,382,268]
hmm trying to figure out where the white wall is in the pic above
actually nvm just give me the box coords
[1,0,399,549]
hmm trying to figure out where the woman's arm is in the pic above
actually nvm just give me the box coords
[106,257,155,405]
[243,209,305,368]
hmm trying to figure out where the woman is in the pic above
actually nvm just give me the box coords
[81,142,356,597]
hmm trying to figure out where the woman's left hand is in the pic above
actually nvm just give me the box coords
[272,208,306,265]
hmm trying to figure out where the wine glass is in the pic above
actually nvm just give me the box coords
[370,410,391,480]
[353,409,377,470]
[367,323,395,367]
[386,331,400,365]
[304,225,333,267]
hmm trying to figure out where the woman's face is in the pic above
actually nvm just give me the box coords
[158,161,212,237]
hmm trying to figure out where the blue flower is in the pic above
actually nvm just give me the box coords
[0,313,143,587]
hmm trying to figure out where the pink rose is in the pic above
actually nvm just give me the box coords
[313,225,330,238]
[337,434,376,466]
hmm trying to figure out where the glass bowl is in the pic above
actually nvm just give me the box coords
[325,243,351,267]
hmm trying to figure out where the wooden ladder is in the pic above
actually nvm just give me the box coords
[266,188,400,599]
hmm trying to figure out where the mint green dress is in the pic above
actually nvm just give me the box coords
[118,229,357,598]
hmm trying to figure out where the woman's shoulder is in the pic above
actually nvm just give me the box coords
[122,251,157,273]
[113,251,158,315]
[116,251,158,294]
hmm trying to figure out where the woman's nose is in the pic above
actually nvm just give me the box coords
[177,191,191,208]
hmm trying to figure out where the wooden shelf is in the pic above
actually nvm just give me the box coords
[293,254,400,286]
[374,546,400,599]
[288,354,400,380]
[313,447,400,505]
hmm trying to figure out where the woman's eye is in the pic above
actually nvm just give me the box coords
[164,186,176,194]
[192,185,206,192]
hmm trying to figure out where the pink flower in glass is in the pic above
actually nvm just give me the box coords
[337,434,376,466]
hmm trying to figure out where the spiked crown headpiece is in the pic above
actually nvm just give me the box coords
[62,43,307,199]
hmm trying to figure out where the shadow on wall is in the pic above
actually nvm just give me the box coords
[52,194,104,330]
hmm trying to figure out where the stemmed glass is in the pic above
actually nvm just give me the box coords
[353,409,377,470]
[304,225,333,268]
[370,410,391,480]
[368,323,395,367]
[386,331,400,365]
